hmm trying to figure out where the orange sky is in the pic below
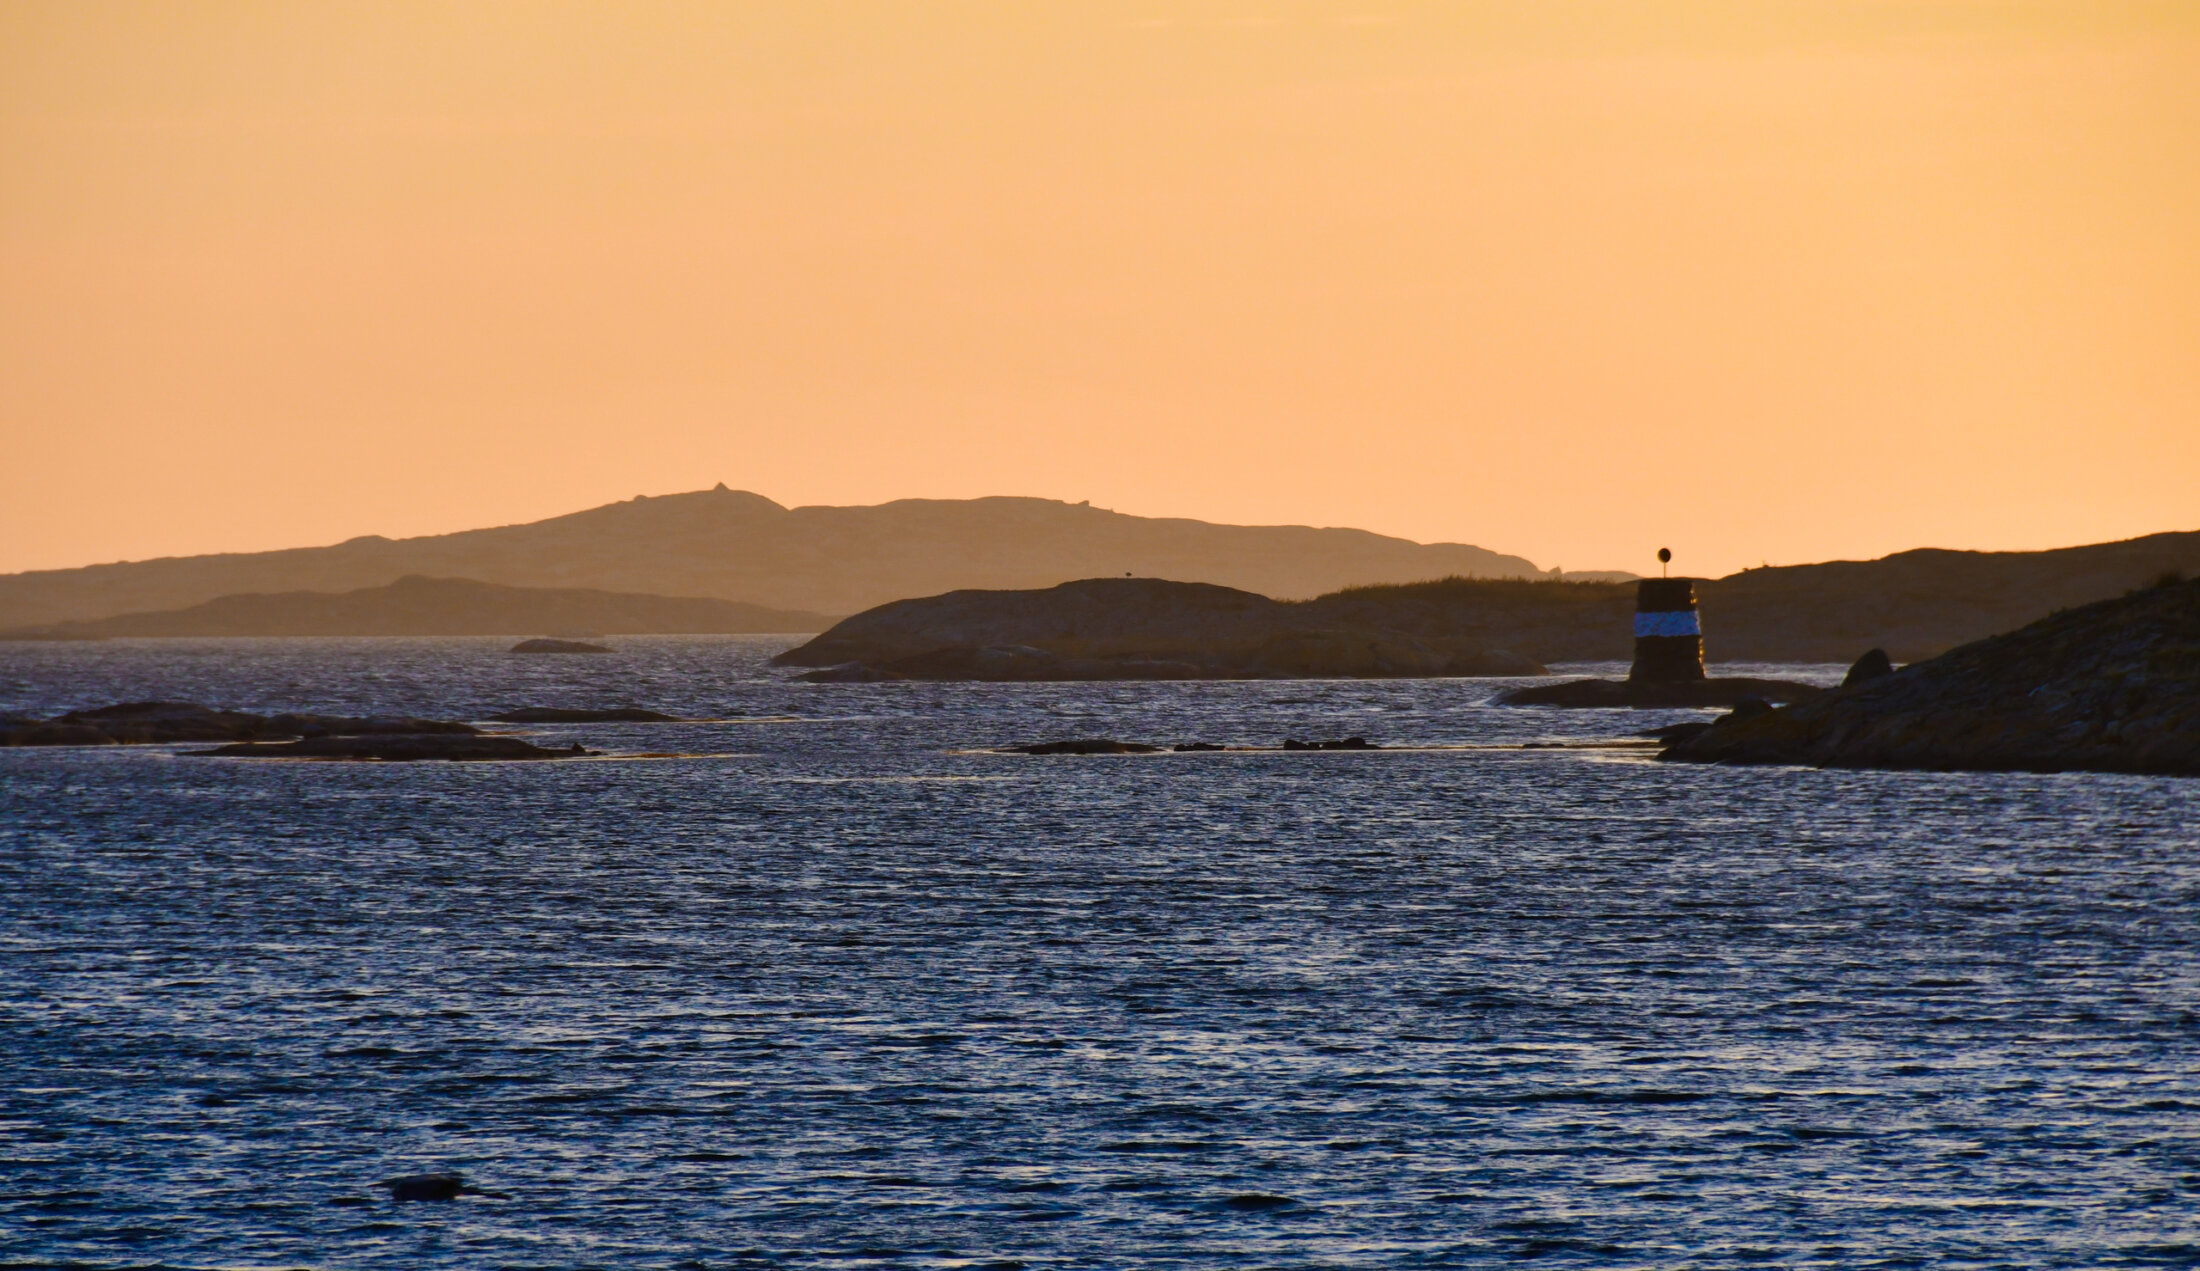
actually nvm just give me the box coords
[3,1,2196,579]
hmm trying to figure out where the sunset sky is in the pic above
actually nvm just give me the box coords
[3,1,2195,579]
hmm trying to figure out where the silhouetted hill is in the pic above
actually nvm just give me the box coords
[0,487,1551,627]
[772,578,1545,680]
[0,576,831,640]
[1698,535,2200,662]
[1306,535,2200,665]
[775,530,2200,674]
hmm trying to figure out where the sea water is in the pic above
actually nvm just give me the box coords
[2,636,2195,1268]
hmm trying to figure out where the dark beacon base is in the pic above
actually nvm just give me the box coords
[1497,677,1824,709]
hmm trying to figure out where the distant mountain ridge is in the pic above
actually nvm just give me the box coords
[0,576,832,640]
[0,488,1555,628]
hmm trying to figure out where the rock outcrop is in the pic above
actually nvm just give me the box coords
[1002,737,1381,754]
[510,638,612,654]
[1010,739,1163,755]
[775,578,1548,682]
[488,707,680,723]
[1,702,478,746]
[199,736,587,761]
[1662,577,2200,775]
[383,1173,507,1201]
[1496,677,1823,709]
[1,701,594,760]
[1842,648,1896,687]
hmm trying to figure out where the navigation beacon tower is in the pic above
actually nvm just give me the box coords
[1628,547,1706,683]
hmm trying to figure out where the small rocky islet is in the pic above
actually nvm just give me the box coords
[486,707,682,723]
[0,701,695,760]
[1662,576,2200,776]
[0,701,480,748]
[203,735,589,761]
[1006,736,1380,754]
[509,637,613,654]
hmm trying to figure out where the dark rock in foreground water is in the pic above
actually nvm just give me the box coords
[384,1172,506,1201]
[1009,738,1163,755]
[198,735,589,761]
[509,638,613,654]
[1283,736,1380,750]
[1496,677,1823,708]
[488,707,681,723]
[386,1173,469,1202]
[1663,577,2200,775]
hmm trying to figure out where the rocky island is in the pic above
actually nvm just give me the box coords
[1662,575,2200,775]
[200,735,588,761]
[771,578,1549,681]
[0,701,479,746]
[0,701,589,760]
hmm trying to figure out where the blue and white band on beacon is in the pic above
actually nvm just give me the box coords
[1633,610,1702,638]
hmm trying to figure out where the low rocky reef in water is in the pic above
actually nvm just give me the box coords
[1661,577,2200,776]
[1005,736,1380,754]
[0,701,480,747]
[0,700,605,760]
[201,735,590,761]
[510,638,613,654]
[486,707,681,722]
[1497,676,1824,709]
[776,579,1547,682]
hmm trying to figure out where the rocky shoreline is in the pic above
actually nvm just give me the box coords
[1661,578,2200,775]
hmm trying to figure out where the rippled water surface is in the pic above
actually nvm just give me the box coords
[3,637,2197,1268]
